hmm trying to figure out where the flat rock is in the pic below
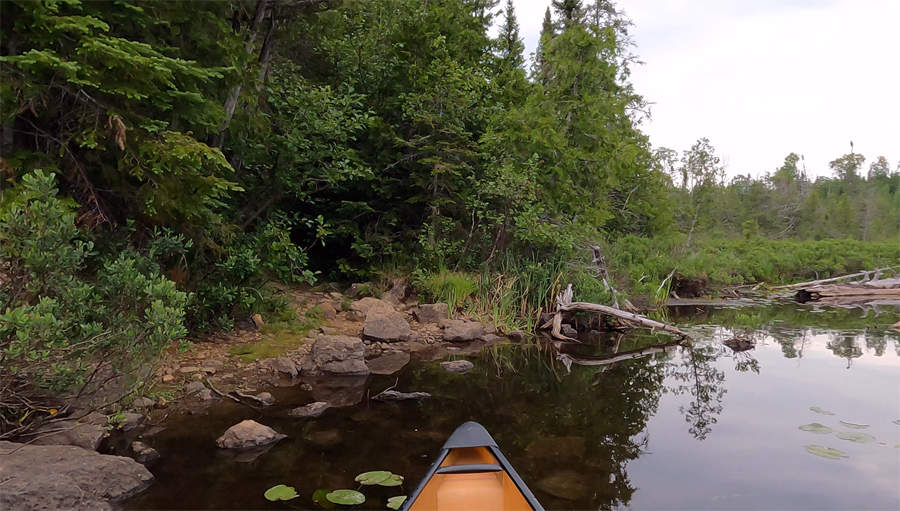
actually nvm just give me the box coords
[479,333,503,344]
[256,392,275,406]
[309,336,369,376]
[179,366,201,374]
[31,419,106,451]
[216,420,286,449]
[120,412,144,432]
[308,375,367,407]
[506,330,527,341]
[184,381,206,395]
[348,297,393,317]
[440,360,474,374]
[0,440,154,511]
[536,470,587,501]
[366,352,411,375]
[414,303,449,323]
[363,308,411,342]
[273,357,299,378]
[131,441,160,464]
[132,397,154,409]
[290,401,331,418]
[443,320,486,342]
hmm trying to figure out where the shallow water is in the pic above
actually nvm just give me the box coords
[124,302,900,510]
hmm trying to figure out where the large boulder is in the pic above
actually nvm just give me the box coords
[0,440,154,511]
[273,357,299,378]
[31,415,107,451]
[215,420,286,449]
[346,297,393,321]
[308,336,369,376]
[443,320,486,342]
[414,303,449,324]
[363,308,411,342]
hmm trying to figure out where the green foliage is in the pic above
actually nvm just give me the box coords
[0,171,187,399]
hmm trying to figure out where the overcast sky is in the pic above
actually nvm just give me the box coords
[497,0,899,179]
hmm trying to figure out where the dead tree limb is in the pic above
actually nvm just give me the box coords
[772,266,900,290]
[558,341,682,373]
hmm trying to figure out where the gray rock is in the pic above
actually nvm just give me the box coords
[184,381,206,395]
[0,440,154,511]
[507,330,527,341]
[289,401,331,418]
[483,323,497,335]
[179,366,201,374]
[31,420,106,451]
[309,336,369,376]
[479,333,503,344]
[443,320,486,342]
[560,323,578,337]
[381,284,407,305]
[216,420,286,449]
[345,282,373,299]
[131,441,160,464]
[120,412,144,432]
[321,303,337,320]
[308,375,367,407]
[132,397,154,409]
[349,296,394,315]
[320,326,338,335]
[414,303,449,323]
[205,360,225,371]
[198,389,214,401]
[440,360,474,374]
[365,352,411,375]
[273,357,299,378]
[255,392,275,406]
[363,308,411,342]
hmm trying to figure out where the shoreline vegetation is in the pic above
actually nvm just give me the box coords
[1,0,898,445]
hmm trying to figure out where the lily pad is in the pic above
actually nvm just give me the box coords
[809,406,835,416]
[313,489,336,510]
[387,496,407,510]
[835,431,876,443]
[803,445,848,460]
[799,423,832,434]
[264,485,298,501]
[839,421,869,429]
[355,471,392,485]
[326,490,366,506]
[378,474,404,487]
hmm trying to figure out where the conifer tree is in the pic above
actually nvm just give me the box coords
[532,7,555,84]
[497,0,525,72]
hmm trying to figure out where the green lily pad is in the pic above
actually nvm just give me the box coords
[326,490,365,506]
[803,445,848,460]
[264,485,298,501]
[839,421,868,429]
[355,471,392,485]
[799,423,832,434]
[809,406,835,416]
[387,496,407,510]
[378,474,404,487]
[835,431,876,443]
[313,489,336,509]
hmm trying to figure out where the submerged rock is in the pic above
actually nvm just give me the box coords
[215,420,286,449]
[372,390,431,402]
[131,441,160,464]
[366,352,411,375]
[526,436,586,461]
[440,360,474,374]
[309,376,367,407]
[290,401,331,418]
[307,429,343,448]
[536,470,587,501]
[0,440,154,511]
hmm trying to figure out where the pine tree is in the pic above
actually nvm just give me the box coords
[497,0,525,72]
[552,0,583,29]
[531,7,555,83]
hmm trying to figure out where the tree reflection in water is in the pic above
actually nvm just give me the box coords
[666,344,726,441]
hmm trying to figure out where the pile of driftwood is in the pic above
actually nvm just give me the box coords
[773,266,900,305]
[541,284,689,341]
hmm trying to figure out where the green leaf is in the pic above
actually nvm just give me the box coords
[355,471,392,485]
[809,406,835,416]
[264,485,298,501]
[387,496,407,510]
[313,489,336,509]
[838,421,869,430]
[803,445,848,460]
[326,490,366,506]
[835,431,876,444]
[378,474,404,487]
[799,423,832,434]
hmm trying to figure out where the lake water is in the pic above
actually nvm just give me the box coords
[124,302,900,510]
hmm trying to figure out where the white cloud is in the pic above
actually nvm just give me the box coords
[498,0,900,178]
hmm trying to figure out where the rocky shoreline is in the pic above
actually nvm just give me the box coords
[0,284,519,510]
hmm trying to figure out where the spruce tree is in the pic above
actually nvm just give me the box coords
[497,0,525,72]
[552,0,583,29]
[532,7,555,84]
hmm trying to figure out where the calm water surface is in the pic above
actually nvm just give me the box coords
[124,303,900,510]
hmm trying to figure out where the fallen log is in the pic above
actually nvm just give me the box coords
[772,266,900,290]
[545,284,690,340]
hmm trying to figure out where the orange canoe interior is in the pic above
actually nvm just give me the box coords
[408,446,534,511]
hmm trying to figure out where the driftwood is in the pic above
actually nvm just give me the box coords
[545,285,690,341]
[772,266,900,290]
[372,390,431,402]
[558,341,682,373]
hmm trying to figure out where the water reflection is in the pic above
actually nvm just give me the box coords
[125,303,900,511]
